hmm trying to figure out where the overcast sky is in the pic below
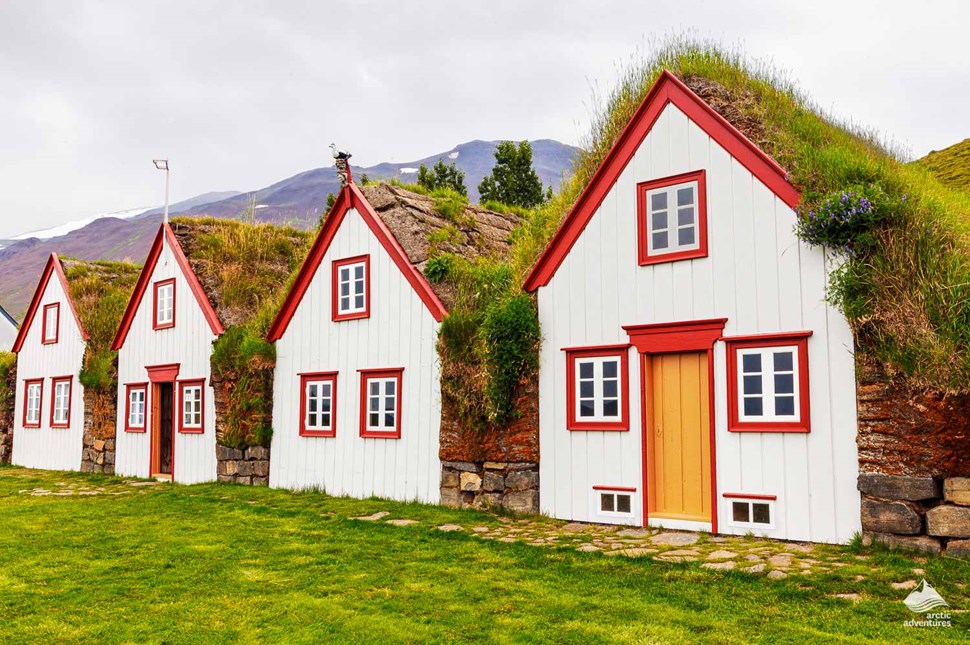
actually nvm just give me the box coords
[0,0,967,239]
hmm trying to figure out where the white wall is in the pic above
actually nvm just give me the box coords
[114,239,217,484]
[12,275,86,471]
[271,207,441,503]
[538,103,860,543]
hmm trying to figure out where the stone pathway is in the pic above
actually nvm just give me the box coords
[17,479,163,497]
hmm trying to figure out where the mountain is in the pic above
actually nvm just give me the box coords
[915,138,970,192]
[0,140,578,319]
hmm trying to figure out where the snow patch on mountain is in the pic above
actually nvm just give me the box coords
[8,206,154,242]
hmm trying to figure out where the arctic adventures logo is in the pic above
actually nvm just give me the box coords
[902,580,952,629]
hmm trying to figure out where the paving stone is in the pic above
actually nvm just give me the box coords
[352,511,390,521]
[745,563,767,573]
[577,545,601,552]
[471,526,490,533]
[650,532,700,546]
[708,536,729,543]
[768,554,793,568]
[437,524,463,532]
[744,554,763,562]
[891,580,918,590]
[767,570,788,580]
[616,528,651,538]
[498,537,516,543]
[561,522,588,533]
[833,593,861,602]
[787,543,814,554]
[385,519,418,527]
[912,568,926,575]
[701,561,736,571]
[612,548,658,558]
[706,550,738,560]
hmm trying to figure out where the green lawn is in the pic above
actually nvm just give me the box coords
[0,467,966,643]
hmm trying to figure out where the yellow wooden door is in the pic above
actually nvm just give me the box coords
[644,352,712,522]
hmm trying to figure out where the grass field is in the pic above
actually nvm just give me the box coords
[0,467,967,644]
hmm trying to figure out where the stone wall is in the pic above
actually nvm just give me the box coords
[0,364,15,465]
[439,379,539,513]
[80,387,117,474]
[216,444,270,485]
[857,360,970,556]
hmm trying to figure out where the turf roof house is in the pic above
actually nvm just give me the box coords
[525,71,860,544]
[267,182,517,501]
[10,254,139,472]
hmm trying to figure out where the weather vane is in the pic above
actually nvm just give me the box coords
[330,143,352,187]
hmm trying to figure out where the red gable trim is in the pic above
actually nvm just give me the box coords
[266,183,447,342]
[12,254,89,353]
[111,223,224,351]
[524,70,801,292]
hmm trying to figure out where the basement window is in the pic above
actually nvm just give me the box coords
[595,488,635,519]
[332,255,370,321]
[728,499,775,529]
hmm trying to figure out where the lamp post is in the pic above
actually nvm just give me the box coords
[153,159,170,223]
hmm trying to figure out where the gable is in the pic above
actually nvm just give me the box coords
[111,223,223,351]
[524,70,801,292]
[12,254,88,353]
[267,184,446,341]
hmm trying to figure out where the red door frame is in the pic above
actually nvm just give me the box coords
[623,319,726,534]
[146,364,180,481]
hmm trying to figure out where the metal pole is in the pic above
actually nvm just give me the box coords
[163,165,170,224]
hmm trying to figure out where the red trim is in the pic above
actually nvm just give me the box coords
[146,363,180,383]
[267,184,447,341]
[124,382,148,433]
[112,223,223,351]
[299,371,338,437]
[49,375,73,429]
[564,345,630,431]
[152,278,176,330]
[592,485,638,492]
[22,378,43,428]
[623,318,727,354]
[177,379,206,434]
[724,332,812,433]
[722,492,777,501]
[13,254,89,352]
[358,367,403,439]
[524,71,800,292]
[41,303,60,344]
[331,255,371,322]
[637,170,708,265]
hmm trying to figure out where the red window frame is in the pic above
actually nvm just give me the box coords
[332,255,371,321]
[564,345,630,431]
[358,368,403,439]
[177,379,205,434]
[49,375,73,429]
[636,169,708,266]
[42,303,60,344]
[124,382,149,433]
[724,331,812,433]
[153,278,176,330]
[299,372,338,437]
[22,378,44,428]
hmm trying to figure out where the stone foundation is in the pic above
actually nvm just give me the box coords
[216,444,270,486]
[440,460,540,513]
[0,364,14,465]
[80,387,116,474]
[857,359,970,556]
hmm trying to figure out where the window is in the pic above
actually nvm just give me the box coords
[125,383,148,432]
[300,372,337,437]
[50,376,72,428]
[637,170,708,265]
[178,380,204,433]
[564,346,630,431]
[23,379,43,428]
[359,368,403,438]
[42,303,60,344]
[598,491,634,517]
[332,255,370,321]
[153,279,175,330]
[725,332,811,432]
[725,495,776,529]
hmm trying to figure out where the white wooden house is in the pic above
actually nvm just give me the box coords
[524,71,860,544]
[267,182,515,501]
[111,223,223,483]
[10,254,89,470]
[0,304,18,352]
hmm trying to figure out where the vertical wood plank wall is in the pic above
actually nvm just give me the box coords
[12,276,86,471]
[538,102,860,543]
[270,208,442,503]
[114,240,218,484]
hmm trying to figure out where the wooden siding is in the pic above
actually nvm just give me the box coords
[12,274,85,470]
[271,207,441,502]
[114,239,217,484]
[538,102,860,543]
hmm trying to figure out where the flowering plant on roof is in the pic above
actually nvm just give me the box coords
[795,183,899,256]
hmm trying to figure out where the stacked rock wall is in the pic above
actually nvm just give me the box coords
[216,444,270,485]
[0,364,15,465]
[80,388,116,474]
[439,379,539,513]
[857,360,970,556]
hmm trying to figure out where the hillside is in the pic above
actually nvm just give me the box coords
[916,138,970,192]
[0,140,578,319]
